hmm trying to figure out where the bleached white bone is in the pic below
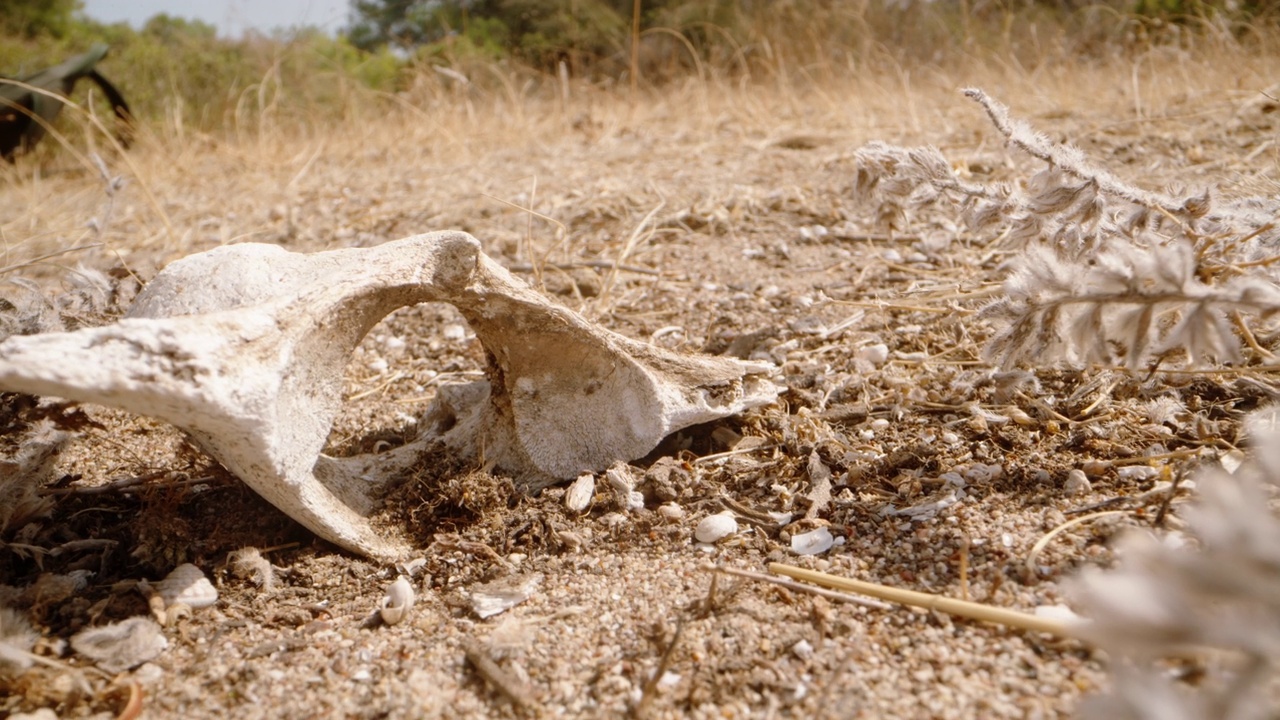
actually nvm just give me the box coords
[0,232,775,560]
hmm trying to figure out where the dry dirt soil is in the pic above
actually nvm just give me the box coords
[1,58,1278,719]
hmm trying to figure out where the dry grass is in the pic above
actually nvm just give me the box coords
[2,37,1275,284]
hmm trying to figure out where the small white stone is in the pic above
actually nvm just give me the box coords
[791,639,815,660]
[442,323,467,341]
[694,512,738,544]
[1063,469,1092,496]
[565,473,595,513]
[153,564,217,609]
[790,527,835,555]
[1034,604,1085,625]
[857,343,889,366]
[658,503,685,521]
[869,418,890,431]
[1117,465,1159,481]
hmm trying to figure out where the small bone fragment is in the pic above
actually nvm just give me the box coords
[0,232,775,560]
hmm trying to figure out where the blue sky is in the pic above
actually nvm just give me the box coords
[80,0,350,37]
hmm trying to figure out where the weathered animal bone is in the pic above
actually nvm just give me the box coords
[0,232,775,560]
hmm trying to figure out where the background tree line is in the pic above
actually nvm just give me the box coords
[0,0,1273,136]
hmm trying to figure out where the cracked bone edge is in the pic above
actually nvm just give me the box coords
[0,231,776,560]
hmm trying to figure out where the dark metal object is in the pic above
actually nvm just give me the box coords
[0,43,132,161]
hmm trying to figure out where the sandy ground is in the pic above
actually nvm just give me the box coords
[1,56,1278,719]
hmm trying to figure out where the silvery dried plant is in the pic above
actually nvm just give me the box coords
[850,88,1280,370]
[1071,406,1280,720]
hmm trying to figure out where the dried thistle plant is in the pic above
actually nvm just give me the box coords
[0,423,69,537]
[0,606,39,678]
[849,88,1280,370]
[1071,406,1280,720]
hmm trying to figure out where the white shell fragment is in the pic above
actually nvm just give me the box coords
[695,512,738,544]
[0,232,776,560]
[380,576,416,626]
[658,503,685,521]
[565,473,595,513]
[605,464,644,512]
[70,617,168,673]
[790,527,835,555]
[469,573,542,619]
[153,563,217,609]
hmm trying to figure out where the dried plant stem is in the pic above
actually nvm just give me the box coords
[708,564,893,610]
[464,641,540,713]
[1024,510,1130,581]
[962,87,1181,215]
[768,563,1075,637]
[0,243,104,276]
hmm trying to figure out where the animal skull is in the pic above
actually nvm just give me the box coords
[0,232,775,559]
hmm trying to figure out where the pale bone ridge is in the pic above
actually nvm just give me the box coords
[0,231,776,560]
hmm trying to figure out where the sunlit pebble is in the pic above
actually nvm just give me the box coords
[1081,459,1110,476]
[383,336,406,351]
[1064,469,1092,495]
[695,512,738,544]
[857,343,889,366]
[869,418,890,431]
[881,249,903,263]
[941,431,960,444]
[658,503,685,521]
[442,324,467,341]
[858,429,875,441]
[1117,465,1159,481]
[791,639,815,660]
[368,358,389,374]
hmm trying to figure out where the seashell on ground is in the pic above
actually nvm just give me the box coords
[790,527,835,555]
[695,512,738,544]
[154,563,217,609]
[565,473,595,512]
[380,576,415,626]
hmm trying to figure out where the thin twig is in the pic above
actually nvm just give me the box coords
[0,243,105,276]
[464,641,540,713]
[1024,511,1130,581]
[709,564,893,611]
[632,618,686,719]
[769,562,1076,637]
[508,260,659,276]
